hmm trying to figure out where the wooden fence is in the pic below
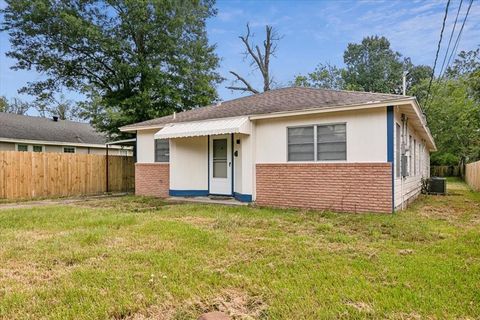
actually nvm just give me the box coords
[0,151,134,200]
[465,160,480,191]
[431,165,462,177]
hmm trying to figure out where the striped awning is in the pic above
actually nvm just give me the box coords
[154,116,251,139]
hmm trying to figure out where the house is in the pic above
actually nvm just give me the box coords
[120,87,436,213]
[0,112,131,155]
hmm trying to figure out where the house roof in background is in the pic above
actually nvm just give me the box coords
[121,87,410,130]
[0,112,106,145]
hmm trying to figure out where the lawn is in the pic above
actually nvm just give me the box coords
[0,179,479,319]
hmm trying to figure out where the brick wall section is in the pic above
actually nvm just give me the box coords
[256,163,392,213]
[135,163,169,197]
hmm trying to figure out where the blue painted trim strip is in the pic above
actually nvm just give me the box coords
[207,135,210,194]
[169,190,209,197]
[387,105,395,212]
[234,192,253,203]
[231,133,234,196]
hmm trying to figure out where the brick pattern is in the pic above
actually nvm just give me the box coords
[256,163,392,213]
[135,163,169,197]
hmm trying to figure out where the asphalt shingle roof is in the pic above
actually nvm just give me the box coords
[122,87,410,130]
[0,112,106,145]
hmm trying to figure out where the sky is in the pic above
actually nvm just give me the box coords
[0,0,479,113]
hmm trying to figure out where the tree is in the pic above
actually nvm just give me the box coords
[343,36,404,94]
[35,95,80,121]
[1,0,221,137]
[446,47,480,101]
[424,77,480,165]
[227,24,281,94]
[0,96,30,114]
[293,63,345,90]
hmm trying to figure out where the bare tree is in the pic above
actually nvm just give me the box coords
[227,24,281,94]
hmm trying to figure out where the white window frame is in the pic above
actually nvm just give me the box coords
[16,144,29,152]
[287,122,347,162]
[63,146,76,153]
[32,145,44,153]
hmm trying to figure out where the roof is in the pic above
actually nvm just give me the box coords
[0,112,107,145]
[121,87,410,130]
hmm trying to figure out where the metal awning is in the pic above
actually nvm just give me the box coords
[154,117,251,139]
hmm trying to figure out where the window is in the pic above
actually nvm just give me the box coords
[155,139,169,162]
[317,124,346,160]
[288,126,314,161]
[409,135,412,176]
[413,139,417,175]
[63,147,75,153]
[212,139,227,178]
[396,123,401,177]
[288,123,346,161]
[17,144,28,152]
[33,145,43,153]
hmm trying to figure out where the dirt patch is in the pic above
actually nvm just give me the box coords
[182,288,267,320]
[346,301,373,314]
[126,289,266,320]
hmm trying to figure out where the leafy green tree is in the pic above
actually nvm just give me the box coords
[293,63,345,90]
[343,36,404,93]
[0,96,30,114]
[1,0,221,137]
[425,78,480,165]
[446,47,480,102]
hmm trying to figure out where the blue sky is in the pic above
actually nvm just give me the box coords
[1,0,479,111]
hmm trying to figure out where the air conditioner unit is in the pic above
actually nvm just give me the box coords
[428,177,446,195]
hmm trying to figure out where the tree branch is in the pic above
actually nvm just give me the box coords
[228,71,259,94]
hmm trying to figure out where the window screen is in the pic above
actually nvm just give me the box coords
[155,139,169,162]
[17,144,28,152]
[63,147,75,153]
[33,145,43,152]
[317,124,346,160]
[212,139,227,178]
[288,126,314,161]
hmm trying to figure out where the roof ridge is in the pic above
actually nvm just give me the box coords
[0,112,91,125]
[293,86,410,97]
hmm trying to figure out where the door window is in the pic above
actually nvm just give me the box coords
[213,139,227,178]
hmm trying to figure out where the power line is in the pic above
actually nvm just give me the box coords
[424,0,451,110]
[438,0,463,78]
[441,0,474,79]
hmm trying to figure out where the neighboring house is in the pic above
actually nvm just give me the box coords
[0,112,131,156]
[120,87,436,213]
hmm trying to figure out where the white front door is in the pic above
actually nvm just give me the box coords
[209,134,232,195]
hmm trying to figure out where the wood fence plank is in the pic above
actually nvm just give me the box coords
[466,161,480,191]
[0,151,134,200]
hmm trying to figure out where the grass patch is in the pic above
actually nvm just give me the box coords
[0,182,479,319]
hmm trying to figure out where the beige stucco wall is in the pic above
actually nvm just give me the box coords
[136,129,157,163]
[0,142,15,151]
[170,136,208,191]
[0,141,128,155]
[232,133,253,196]
[254,108,388,164]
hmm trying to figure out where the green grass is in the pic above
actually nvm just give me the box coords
[0,180,479,319]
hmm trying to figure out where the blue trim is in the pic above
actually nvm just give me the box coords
[169,190,209,197]
[231,133,234,196]
[387,105,395,212]
[207,135,210,193]
[234,192,252,203]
